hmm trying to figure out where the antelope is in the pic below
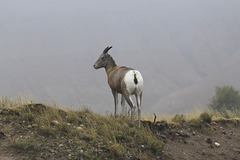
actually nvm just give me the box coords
[93,46,144,127]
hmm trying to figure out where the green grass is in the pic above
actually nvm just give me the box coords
[13,139,42,153]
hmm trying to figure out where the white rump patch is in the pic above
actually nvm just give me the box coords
[124,70,143,95]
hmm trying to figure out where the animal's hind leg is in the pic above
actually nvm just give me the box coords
[123,91,135,125]
[135,93,142,127]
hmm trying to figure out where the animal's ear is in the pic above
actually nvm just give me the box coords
[103,46,113,54]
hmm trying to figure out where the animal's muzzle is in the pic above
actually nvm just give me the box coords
[93,64,98,69]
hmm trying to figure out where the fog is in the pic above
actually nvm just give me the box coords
[1,0,240,114]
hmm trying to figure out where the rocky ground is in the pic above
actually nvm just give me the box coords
[143,119,240,160]
[0,105,240,160]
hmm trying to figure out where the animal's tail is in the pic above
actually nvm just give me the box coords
[133,71,138,84]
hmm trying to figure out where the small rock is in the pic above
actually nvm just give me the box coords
[211,121,217,125]
[59,144,63,147]
[77,146,83,150]
[214,142,220,148]
[80,135,85,139]
[27,125,32,128]
[160,134,167,139]
[181,130,189,137]
[0,131,5,138]
[77,127,83,130]
[192,131,196,135]
[49,149,54,153]
[183,140,188,144]
[234,148,240,154]
[51,120,59,125]
[205,138,212,144]
[32,124,38,128]
[219,152,226,156]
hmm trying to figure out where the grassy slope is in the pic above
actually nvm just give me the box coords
[1,97,240,160]
[0,98,162,160]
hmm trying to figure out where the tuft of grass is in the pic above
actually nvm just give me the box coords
[55,122,72,136]
[211,109,240,119]
[109,143,125,157]
[38,126,56,138]
[199,112,213,123]
[13,139,42,153]
[172,114,186,125]
[189,118,201,128]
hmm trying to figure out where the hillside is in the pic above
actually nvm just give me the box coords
[1,100,240,160]
[0,102,163,160]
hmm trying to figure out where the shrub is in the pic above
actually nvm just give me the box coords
[172,114,186,125]
[208,86,240,112]
[199,112,213,123]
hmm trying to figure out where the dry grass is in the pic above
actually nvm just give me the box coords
[142,109,204,123]
[1,96,240,159]
[142,108,240,124]
[0,97,163,159]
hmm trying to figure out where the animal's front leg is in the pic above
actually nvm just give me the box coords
[112,90,118,116]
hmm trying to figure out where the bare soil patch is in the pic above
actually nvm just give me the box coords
[143,119,240,160]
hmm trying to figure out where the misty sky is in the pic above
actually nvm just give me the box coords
[1,0,240,113]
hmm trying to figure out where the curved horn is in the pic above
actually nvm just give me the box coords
[103,46,113,54]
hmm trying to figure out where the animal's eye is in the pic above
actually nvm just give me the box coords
[101,57,105,61]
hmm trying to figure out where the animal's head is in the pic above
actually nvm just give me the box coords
[93,46,113,69]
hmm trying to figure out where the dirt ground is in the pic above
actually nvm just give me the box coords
[143,119,240,160]
[1,114,240,160]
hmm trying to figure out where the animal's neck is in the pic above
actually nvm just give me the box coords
[105,57,117,76]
